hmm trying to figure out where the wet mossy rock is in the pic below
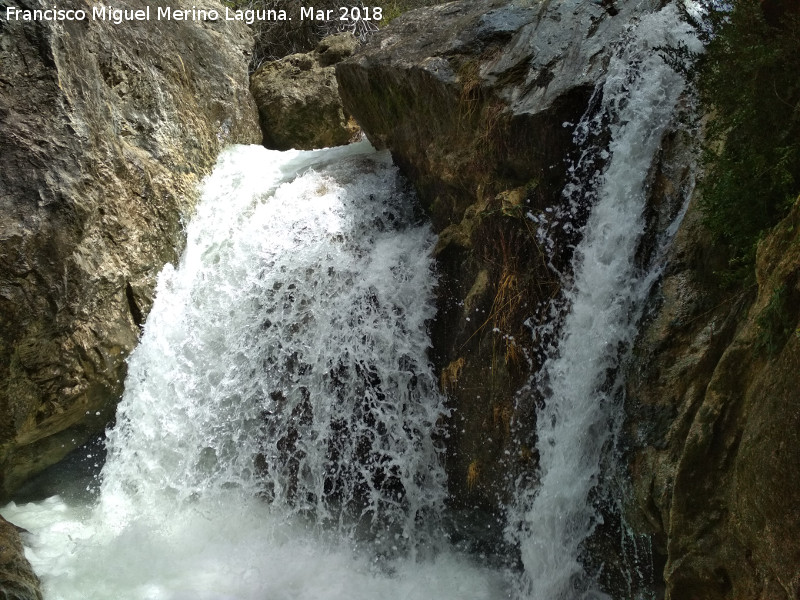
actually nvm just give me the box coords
[0,516,42,600]
[0,0,260,500]
[336,0,679,513]
[627,195,800,599]
[250,33,361,150]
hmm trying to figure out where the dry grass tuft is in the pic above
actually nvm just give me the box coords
[493,403,513,436]
[466,459,481,491]
[440,356,465,394]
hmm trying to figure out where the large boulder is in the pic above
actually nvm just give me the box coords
[335,0,678,526]
[336,0,649,229]
[0,0,261,500]
[626,195,800,600]
[250,33,360,150]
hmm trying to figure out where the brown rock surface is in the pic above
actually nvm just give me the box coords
[336,0,662,228]
[627,196,800,599]
[0,0,260,500]
[250,33,360,150]
[335,0,687,526]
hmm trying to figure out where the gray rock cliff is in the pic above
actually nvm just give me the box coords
[0,0,260,500]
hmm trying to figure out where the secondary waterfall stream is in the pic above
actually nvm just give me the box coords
[507,6,699,600]
[2,4,699,599]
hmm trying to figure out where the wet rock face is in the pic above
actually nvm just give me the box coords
[250,33,361,150]
[627,196,800,600]
[336,0,658,229]
[335,0,664,514]
[0,0,260,500]
[0,515,42,600]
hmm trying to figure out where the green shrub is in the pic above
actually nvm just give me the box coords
[693,0,800,284]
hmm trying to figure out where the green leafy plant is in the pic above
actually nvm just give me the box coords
[756,284,795,356]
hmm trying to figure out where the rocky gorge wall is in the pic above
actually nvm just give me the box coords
[626,193,800,599]
[0,0,260,503]
[335,0,798,596]
[250,32,361,150]
[336,0,676,525]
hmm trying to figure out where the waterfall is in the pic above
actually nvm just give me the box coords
[507,5,700,600]
[98,141,448,546]
[1,141,504,600]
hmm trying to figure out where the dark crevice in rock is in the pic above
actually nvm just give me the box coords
[125,281,144,329]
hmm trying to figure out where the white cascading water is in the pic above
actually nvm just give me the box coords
[1,141,505,600]
[508,5,700,600]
